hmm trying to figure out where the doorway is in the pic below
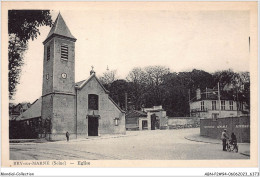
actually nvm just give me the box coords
[151,114,156,130]
[88,116,99,136]
[142,120,148,130]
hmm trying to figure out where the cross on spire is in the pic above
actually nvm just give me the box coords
[90,65,95,75]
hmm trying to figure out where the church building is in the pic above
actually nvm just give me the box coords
[14,13,126,140]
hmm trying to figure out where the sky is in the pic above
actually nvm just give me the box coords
[11,8,250,104]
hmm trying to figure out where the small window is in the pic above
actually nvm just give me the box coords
[201,101,205,111]
[229,101,233,110]
[47,46,50,61]
[61,44,68,61]
[114,118,119,126]
[88,94,98,110]
[221,100,225,110]
[212,101,216,110]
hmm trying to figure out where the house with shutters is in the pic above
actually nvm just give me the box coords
[190,88,249,119]
[12,13,126,140]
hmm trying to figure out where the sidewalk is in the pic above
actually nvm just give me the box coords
[184,134,250,157]
[10,132,139,144]
[10,139,48,143]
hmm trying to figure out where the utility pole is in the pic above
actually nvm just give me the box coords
[218,82,221,118]
[249,36,250,52]
[125,92,128,111]
[188,89,191,117]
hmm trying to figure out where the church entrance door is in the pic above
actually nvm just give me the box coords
[88,116,99,136]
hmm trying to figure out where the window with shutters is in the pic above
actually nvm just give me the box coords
[61,44,68,61]
[212,101,216,110]
[229,101,233,110]
[221,100,225,110]
[47,46,50,61]
[201,101,204,111]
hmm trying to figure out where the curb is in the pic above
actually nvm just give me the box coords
[239,152,250,157]
[185,136,250,157]
[10,134,138,144]
[184,137,220,144]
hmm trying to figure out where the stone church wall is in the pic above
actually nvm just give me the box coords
[53,38,75,94]
[42,39,54,95]
[51,94,76,140]
[76,77,126,138]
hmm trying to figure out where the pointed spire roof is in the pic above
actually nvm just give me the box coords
[43,13,76,44]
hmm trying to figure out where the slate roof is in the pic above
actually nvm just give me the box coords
[16,98,42,121]
[43,13,76,44]
[10,102,31,115]
[190,92,236,102]
[126,110,147,118]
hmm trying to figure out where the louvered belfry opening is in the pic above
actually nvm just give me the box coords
[47,46,50,61]
[61,44,68,60]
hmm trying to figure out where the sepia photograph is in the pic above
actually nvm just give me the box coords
[1,1,258,172]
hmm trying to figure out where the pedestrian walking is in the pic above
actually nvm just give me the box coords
[66,131,70,142]
[221,129,228,151]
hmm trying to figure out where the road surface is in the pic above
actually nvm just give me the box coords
[10,128,249,160]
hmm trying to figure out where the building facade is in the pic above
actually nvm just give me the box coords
[13,13,126,140]
[125,105,168,130]
[142,106,168,130]
[9,103,31,120]
[125,110,147,130]
[190,89,249,119]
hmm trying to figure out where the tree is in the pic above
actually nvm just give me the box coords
[213,69,250,110]
[144,66,170,106]
[126,67,148,110]
[8,10,53,99]
[213,69,237,89]
[160,72,190,116]
[99,69,118,87]
[8,34,27,99]
[108,79,129,110]
[177,69,215,100]
[145,66,170,86]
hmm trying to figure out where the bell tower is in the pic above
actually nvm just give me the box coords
[41,13,77,140]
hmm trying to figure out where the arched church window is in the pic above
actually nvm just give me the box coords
[88,94,98,110]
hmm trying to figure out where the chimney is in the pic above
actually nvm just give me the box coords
[196,88,201,100]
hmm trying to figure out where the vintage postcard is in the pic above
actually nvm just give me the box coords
[1,1,258,172]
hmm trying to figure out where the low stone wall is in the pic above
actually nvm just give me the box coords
[200,116,250,143]
[168,117,200,129]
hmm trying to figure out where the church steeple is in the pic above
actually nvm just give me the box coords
[43,13,76,44]
[41,12,77,141]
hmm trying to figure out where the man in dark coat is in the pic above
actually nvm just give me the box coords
[66,131,70,142]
